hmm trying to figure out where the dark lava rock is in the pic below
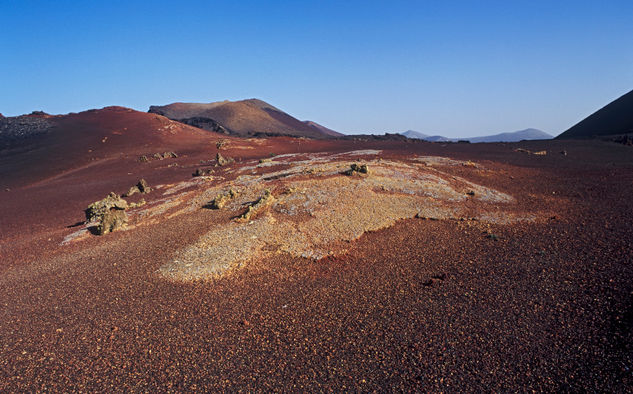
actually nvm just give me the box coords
[344,163,369,175]
[0,115,53,148]
[193,168,214,177]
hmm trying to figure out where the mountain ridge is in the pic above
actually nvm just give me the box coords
[401,128,552,143]
[149,99,340,139]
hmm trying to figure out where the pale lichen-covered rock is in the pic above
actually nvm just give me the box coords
[216,153,235,166]
[123,179,151,197]
[98,209,128,235]
[85,192,129,235]
[209,189,239,209]
[236,189,274,221]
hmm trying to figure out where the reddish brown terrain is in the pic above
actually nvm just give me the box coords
[1,107,632,391]
[148,99,342,138]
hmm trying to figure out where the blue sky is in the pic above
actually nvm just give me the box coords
[1,1,632,137]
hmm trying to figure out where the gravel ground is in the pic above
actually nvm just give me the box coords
[0,138,632,391]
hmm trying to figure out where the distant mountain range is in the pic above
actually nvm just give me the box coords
[149,99,342,139]
[557,89,633,139]
[401,128,552,143]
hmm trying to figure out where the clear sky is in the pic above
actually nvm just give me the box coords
[1,1,632,137]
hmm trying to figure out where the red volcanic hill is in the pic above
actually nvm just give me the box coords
[557,89,633,139]
[0,106,218,187]
[303,120,341,137]
[148,99,343,138]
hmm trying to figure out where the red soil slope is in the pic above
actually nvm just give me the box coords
[0,106,223,188]
[0,123,632,391]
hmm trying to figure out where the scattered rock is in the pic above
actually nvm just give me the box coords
[237,189,275,221]
[466,190,475,196]
[216,139,229,150]
[129,199,146,208]
[193,168,214,177]
[216,153,235,166]
[613,135,633,146]
[416,215,440,220]
[344,163,369,175]
[209,189,239,209]
[123,179,151,197]
[85,192,129,235]
[141,152,178,162]
[514,148,547,156]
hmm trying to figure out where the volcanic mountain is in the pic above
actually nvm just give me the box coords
[557,89,633,139]
[148,99,342,138]
[401,128,552,143]
[401,130,429,139]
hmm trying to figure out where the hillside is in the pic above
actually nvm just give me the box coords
[0,106,217,187]
[149,99,340,139]
[557,89,633,139]
[303,120,343,137]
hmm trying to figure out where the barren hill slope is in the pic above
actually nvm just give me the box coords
[0,106,219,187]
[558,89,633,139]
[149,99,341,138]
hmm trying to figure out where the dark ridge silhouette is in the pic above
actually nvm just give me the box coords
[557,89,633,139]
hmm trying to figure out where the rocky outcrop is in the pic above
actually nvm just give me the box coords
[85,192,129,235]
[237,189,275,221]
[0,115,53,147]
[209,189,239,209]
[177,117,232,135]
[344,163,369,175]
[123,179,151,197]
[216,153,234,166]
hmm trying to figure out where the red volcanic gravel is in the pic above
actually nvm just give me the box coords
[0,135,632,391]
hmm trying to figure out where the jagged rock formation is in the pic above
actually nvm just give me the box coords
[209,189,239,209]
[216,153,234,166]
[123,179,151,197]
